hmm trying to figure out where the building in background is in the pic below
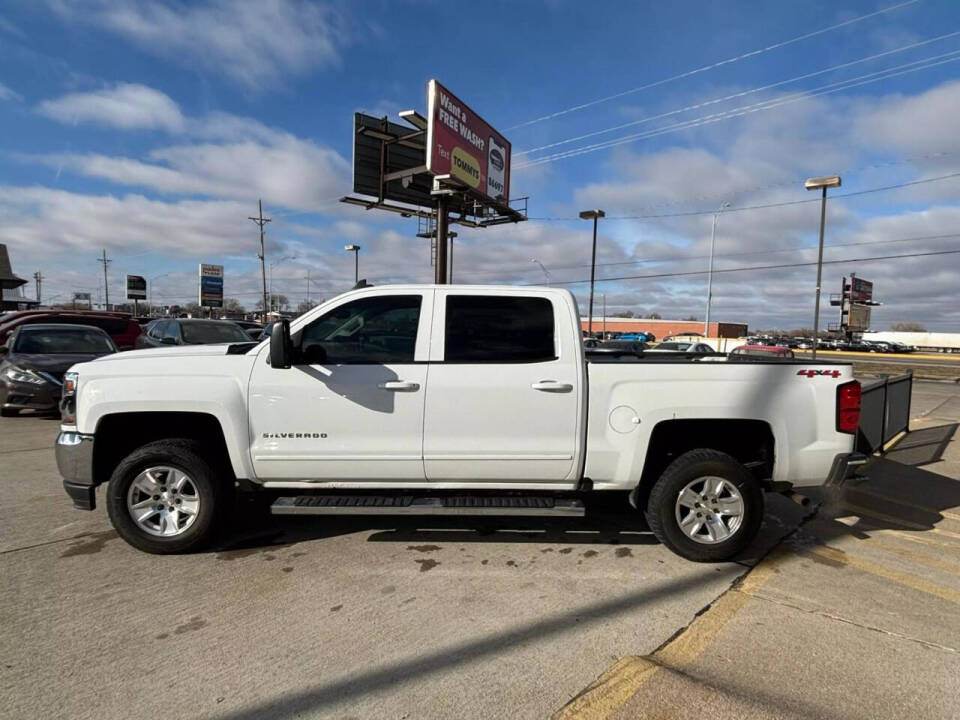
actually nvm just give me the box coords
[581,317,748,339]
[0,244,38,312]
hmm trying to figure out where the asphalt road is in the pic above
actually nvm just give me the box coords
[2,382,959,719]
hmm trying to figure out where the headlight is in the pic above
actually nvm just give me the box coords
[61,371,79,425]
[4,366,45,385]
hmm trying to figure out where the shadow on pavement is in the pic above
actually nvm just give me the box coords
[884,422,957,467]
[802,423,960,544]
[207,567,731,720]
[213,510,661,554]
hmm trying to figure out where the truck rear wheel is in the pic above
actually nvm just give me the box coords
[106,439,220,554]
[644,449,763,562]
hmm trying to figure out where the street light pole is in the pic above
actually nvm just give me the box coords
[804,175,842,360]
[579,209,605,336]
[530,259,552,285]
[704,201,730,337]
[344,245,360,285]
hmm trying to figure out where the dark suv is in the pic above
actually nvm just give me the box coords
[135,318,251,348]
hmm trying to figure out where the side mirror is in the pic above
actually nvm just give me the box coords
[270,318,293,369]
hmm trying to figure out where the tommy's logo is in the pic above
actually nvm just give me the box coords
[262,432,327,439]
[796,369,841,378]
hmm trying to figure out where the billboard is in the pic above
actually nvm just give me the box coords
[850,276,873,302]
[352,113,434,208]
[126,274,147,300]
[426,80,511,204]
[848,303,871,331]
[73,292,91,302]
[199,264,223,308]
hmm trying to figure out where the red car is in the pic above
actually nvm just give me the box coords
[0,311,141,350]
[728,344,795,359]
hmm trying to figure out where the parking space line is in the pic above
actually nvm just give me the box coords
[802,546,960,605]
[552,549,789,719]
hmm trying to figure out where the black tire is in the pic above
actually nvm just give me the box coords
[106,439,221,554]
[644,449,763,562]
[1,408,19,417]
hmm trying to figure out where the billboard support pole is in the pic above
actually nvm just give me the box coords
[812,186,827,360]
[134,298,138,317]
[435,197,449,284]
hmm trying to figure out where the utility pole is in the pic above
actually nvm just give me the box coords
[33,271,43,305]
[97,250,111,310]
[306,269,311,305]
[248,199,271,323]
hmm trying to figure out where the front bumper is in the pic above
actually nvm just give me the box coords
[0,377,61,412]
[56,431,96,510]
[825,452,869,487]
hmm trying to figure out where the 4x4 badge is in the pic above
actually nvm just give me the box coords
[796,369,841,378]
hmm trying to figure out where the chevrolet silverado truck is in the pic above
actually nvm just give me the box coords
[55,285,865,561]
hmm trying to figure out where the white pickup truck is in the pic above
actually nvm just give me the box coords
[56,285,865,561]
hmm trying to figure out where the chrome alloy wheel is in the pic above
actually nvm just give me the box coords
[674,476,745,545]
[126,466,200,537]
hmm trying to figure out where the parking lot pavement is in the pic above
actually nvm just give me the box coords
[557,381,960,719]
[2,383,957,720]
[0,414,809,720]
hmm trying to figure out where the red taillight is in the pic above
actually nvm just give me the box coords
[837,380,861,434]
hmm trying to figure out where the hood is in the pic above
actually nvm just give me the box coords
[7,352,109,377]
[92,343,256,362]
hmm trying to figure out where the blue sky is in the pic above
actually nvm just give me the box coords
[1,0,959,329]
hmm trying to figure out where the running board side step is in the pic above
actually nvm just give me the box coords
[270,495,586,517]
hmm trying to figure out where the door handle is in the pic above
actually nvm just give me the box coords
[378,380,421,392]
[531,380,573,393]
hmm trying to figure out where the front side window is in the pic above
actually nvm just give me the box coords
[445,295,555,363]
[297,295,422,364]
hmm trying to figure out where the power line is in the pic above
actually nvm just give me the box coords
[467,232,960,277]
[516,30,960,157]
[506,0,922,130]
[519,50,960,167]
[536,248,960,287]
[528,170,960,221]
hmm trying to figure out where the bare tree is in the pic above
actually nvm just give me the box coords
[891,322,926,332]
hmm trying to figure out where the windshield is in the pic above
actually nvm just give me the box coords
[180,322,250,344]
[14,328,116,354]
[657,342,691,351]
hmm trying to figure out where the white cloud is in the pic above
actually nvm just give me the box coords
[39,128,350,212]
[0,81,22,102]
[36,83,185,131]
[856,80,960,156]
[47,0,346,89]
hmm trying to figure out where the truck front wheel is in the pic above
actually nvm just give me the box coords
[106,439,221,554]
[644,449,763,562]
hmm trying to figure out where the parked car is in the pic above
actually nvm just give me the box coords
[728,344,795,360]
[0,324,117,416]
[0,310,141,350]
[135,318,252,349]
[647,341,715,354]
[230,320,264,340]
[590,339,647,355]
[57,285,864,562]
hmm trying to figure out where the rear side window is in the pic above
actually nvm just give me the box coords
[445,295,556,363]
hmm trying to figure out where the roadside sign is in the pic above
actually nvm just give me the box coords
[199,264,224,308]
[126,275,147,300]
[73,292,91,302]
[426,79,511,203]
[848,303,871,331]
[850,276,873,302]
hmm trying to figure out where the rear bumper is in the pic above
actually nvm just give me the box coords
[56,431,96,510]
[825,452,869,486]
